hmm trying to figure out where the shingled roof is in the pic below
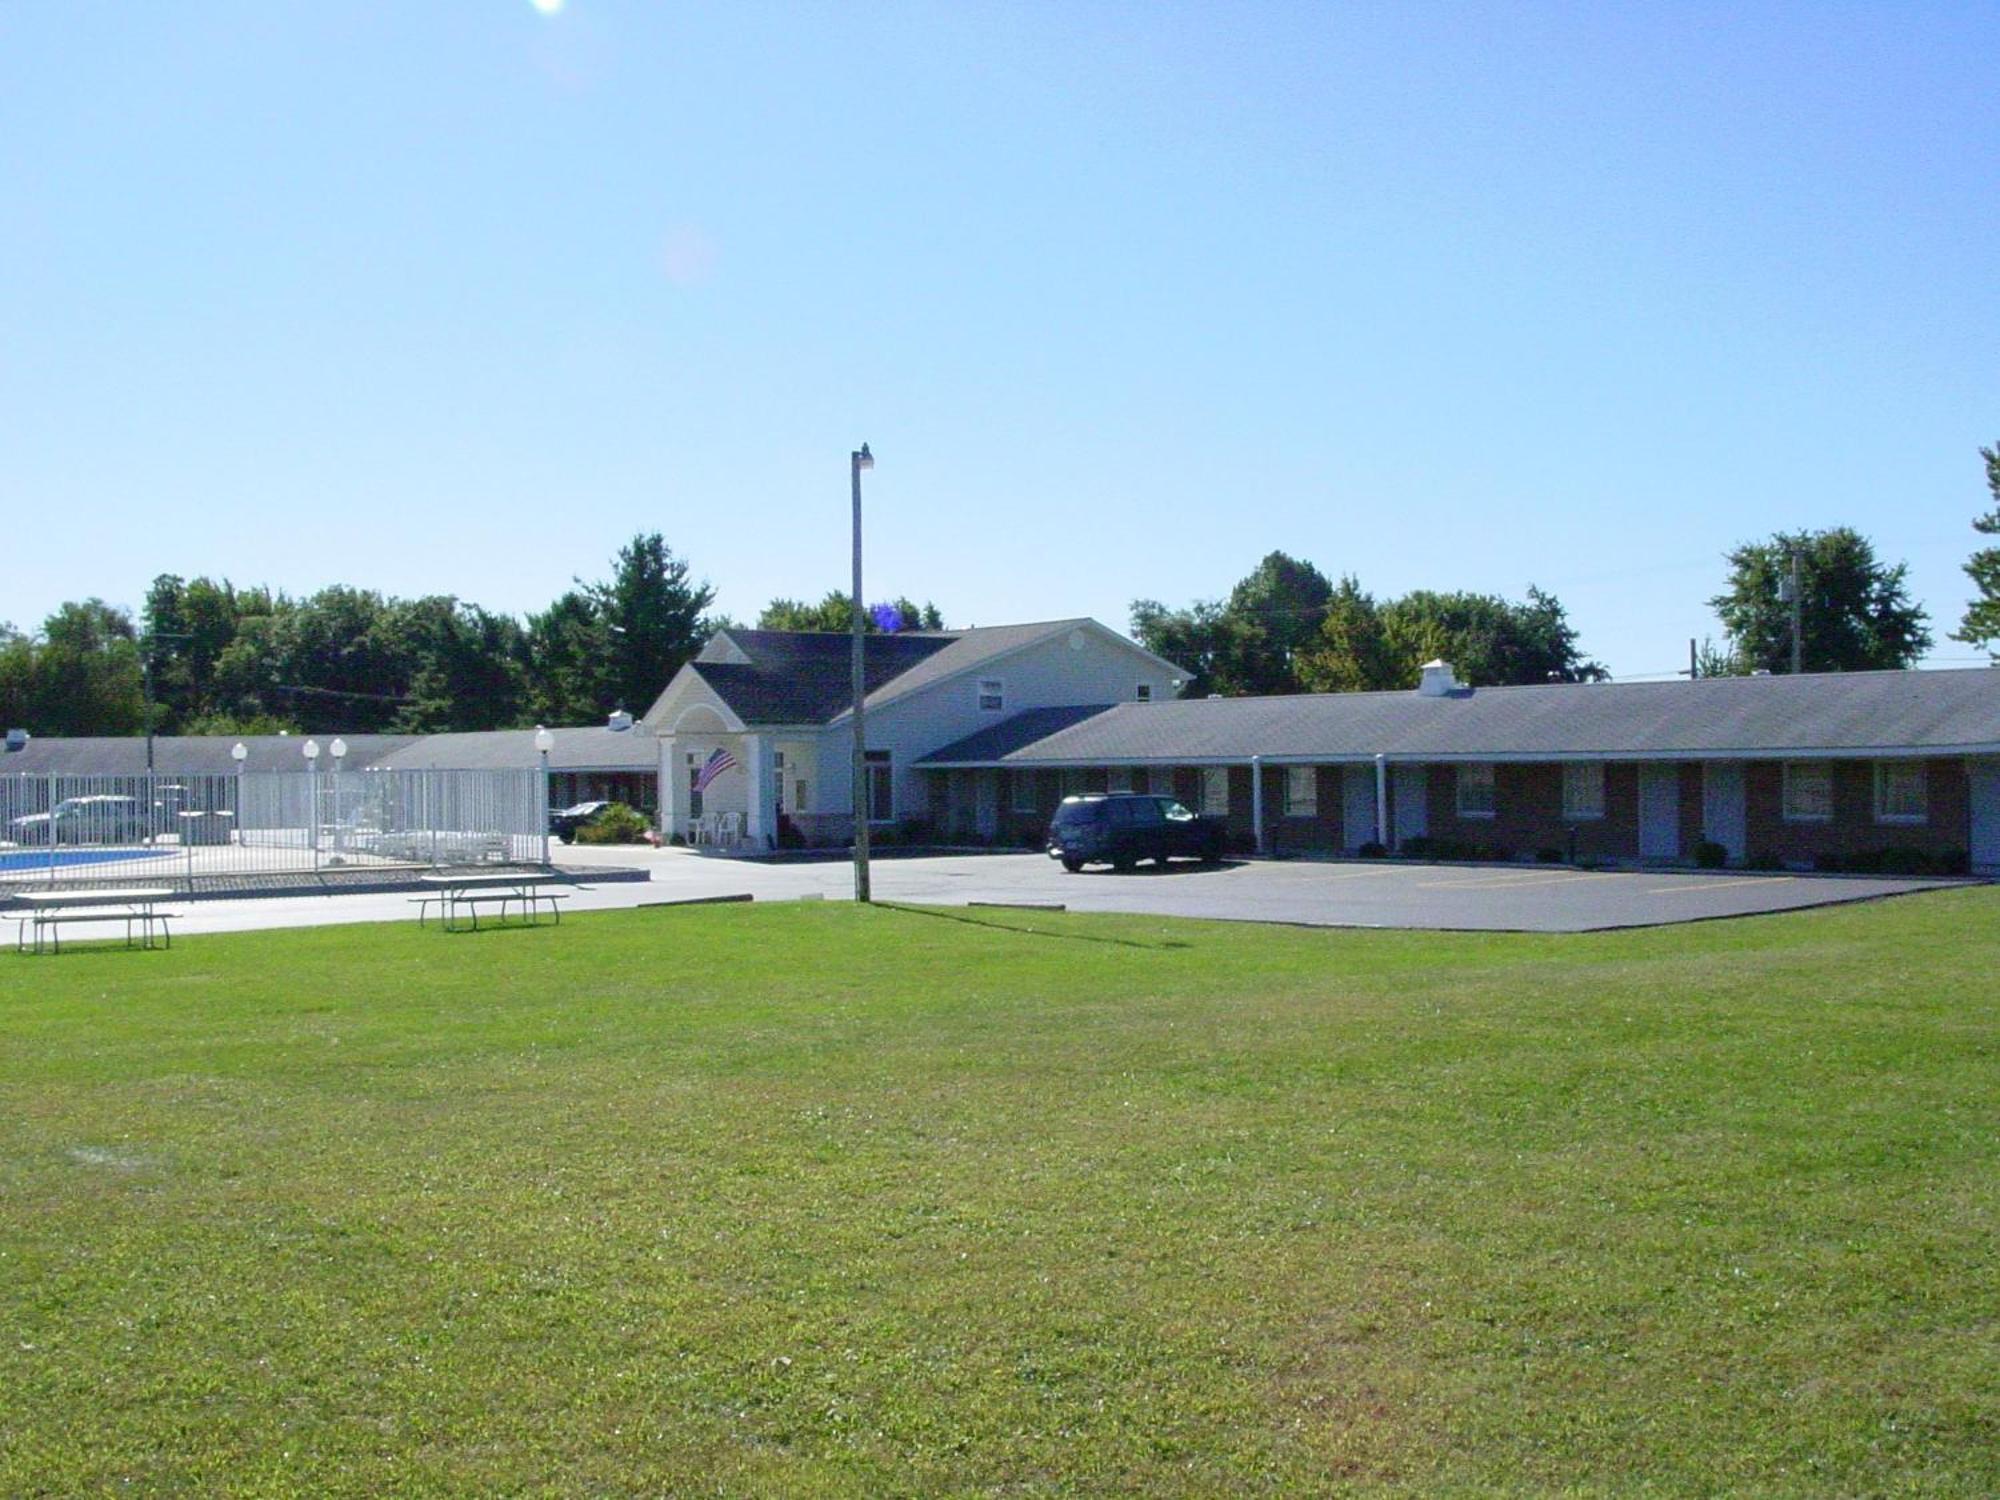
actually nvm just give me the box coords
[671,620,1107,727]
[917,668,2000,766]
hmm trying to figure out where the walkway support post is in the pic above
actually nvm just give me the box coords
[1251,755,1265,856]
[1374,753,1389,850]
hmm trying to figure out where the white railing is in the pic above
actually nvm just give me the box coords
[0,768,549,891]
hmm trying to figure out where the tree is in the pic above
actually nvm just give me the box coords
[1129,597,1232,698]
[757,592,945,633]
[0,600,145,735]
[1709,528,1931,673]
[586,533,716,717]
[1954,442,2000,656]
[1295,577,1396,693]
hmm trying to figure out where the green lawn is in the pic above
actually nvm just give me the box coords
[2,894,1995,1496]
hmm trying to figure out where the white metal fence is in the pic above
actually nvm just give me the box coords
[0,769,548,892]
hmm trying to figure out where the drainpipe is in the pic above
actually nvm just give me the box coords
[1251,755,1265,856]
[1374,754,1389,849]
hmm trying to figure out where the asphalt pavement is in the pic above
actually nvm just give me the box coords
[146,845,1970,939]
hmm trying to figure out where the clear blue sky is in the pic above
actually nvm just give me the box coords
[4,1,1995,679]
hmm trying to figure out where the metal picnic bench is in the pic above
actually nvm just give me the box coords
[10,886,180,955]
[413,870,578,932]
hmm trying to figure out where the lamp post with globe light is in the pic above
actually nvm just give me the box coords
[535,726,555,864]
[302,739,320,868]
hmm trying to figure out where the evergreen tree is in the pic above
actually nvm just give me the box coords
[1953,442,2000,655]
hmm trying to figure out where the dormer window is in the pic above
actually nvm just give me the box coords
[977,679,1004,712]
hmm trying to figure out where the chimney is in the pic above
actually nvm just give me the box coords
[1416,660,1459,698]
[607,710,634,732]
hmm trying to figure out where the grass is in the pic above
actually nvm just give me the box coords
[1,892,1996,1496]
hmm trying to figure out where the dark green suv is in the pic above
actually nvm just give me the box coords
[1045,792,1225,873]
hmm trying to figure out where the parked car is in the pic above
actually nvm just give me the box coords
[1046,792,1225,873]
[549,800,614,844]
[9,795,150,847]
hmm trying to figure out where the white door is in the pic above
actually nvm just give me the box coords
[1342,764,1376,851]
[1392,764,1427,847]
[1971,758,2000,873]
[1639,763,1680,860]
[975,770,999,841]
[1702,762,1746,864]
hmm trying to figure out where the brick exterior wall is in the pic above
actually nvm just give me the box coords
[1741,757,1969,866]
[949,756,1973,867]
[1419,762,1639,861]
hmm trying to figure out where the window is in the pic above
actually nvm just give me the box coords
[1783,761,1833,823]
[977,678,1004,712]
[1563,762,1605,821]
[1107,767,1132,792]
[1464,764,1496,824]
[1135,683,1152,703]
[1011,770,1038,814]
[1285,766,1317,817]
[1147,766,1174,796]
[1873,761,1926,824]
[865,750,893,823]
[1201,767,1229,816]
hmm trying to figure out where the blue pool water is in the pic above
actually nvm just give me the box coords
[0,848,177,872]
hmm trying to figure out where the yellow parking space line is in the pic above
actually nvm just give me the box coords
[1644,877,1796,895]
[1412,871,1598,890]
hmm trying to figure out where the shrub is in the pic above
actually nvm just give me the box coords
[574,803,651,845]
[1693,840,1727,870]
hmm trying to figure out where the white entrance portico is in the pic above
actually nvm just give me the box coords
[659,703,818,851]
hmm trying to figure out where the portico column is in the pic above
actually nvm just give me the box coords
[743,733,776,850]
[1374,753,1389,848]
[662,734,688,840]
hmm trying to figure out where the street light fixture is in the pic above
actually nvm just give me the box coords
[535,726,555,865]
[850,442,874,904]
[302,739,320,765]
[230,742,248,769]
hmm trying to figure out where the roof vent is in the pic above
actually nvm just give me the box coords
[607,709,634,732]
[1416,659,1459,698]
[4,728,27,752]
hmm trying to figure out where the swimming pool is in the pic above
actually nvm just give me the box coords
[0,848,177,873]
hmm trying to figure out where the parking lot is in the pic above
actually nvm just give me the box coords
[153,845,1971,938]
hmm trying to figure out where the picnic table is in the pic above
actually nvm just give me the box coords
[414,870,575,932]
[10,886,180,955]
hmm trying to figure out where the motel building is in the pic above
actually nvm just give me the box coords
[646,623,2000,874]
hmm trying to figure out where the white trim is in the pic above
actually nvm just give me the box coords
[1872,760,1927,824]
[918,745,1998,771]
[1455,762,1496,819]
[1284,764,1317,817]
[1782,761,1834,823]
[1562,761,1606,821]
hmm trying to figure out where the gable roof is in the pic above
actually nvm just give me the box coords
[917,668,2000,766]
[657,619,1168,729]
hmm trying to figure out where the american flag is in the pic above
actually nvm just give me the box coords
[691,746,740,793]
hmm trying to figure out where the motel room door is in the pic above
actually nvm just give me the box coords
[1639,763,1680,861]
[1342,765,1376,852]
[1702,762,1747,865]
[1971,758,2000,874]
